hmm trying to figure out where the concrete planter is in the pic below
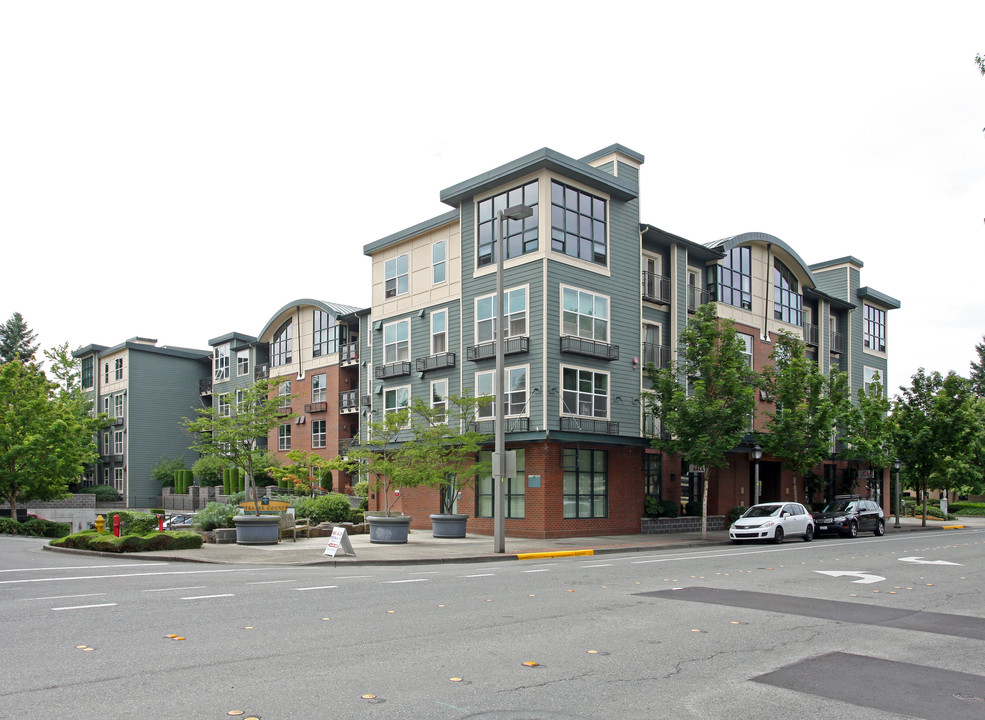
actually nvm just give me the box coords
[233,514,280,545]
[367,515,411,544]
[429,513,469,538]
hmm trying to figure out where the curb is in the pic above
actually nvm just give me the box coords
[516,549,595,560]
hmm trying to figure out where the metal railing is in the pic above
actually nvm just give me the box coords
[416,352,456,373]
[560,417,619,435]
[687,285,711,312]
[338,391,358,412]
[560,336,619,361]
[804,323,819,346]
[642,271,671,304]
[374,361,411,379]
[466,336,529,361]
[339,342,358,364]
[831,331,846,354]
[641,342,671,369]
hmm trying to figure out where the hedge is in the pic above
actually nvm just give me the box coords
[50,530,203,553]
[0,517,72,538]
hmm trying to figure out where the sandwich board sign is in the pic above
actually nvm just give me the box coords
[323,526,355,558]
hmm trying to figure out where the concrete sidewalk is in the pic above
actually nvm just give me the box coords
[43,514,983,567]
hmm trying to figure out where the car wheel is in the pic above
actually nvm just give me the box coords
[803,524,814,542]
[847,521,858,538]
[772,527,784,544]
[874,519,885,537]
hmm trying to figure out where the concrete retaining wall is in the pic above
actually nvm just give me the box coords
[641,515,725,534]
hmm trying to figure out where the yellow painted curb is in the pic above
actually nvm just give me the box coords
[516,549,594,560]
[942,525,965,530]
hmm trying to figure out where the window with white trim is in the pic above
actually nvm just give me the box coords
[114,358,123,380]
[561,366,608,418]
[863,366,883,395]
[113,430,123,455]
[738,333,754,369]
[312,419,326,449]
[431,309,447,354]
[384,253,409,298]
[278,424,291,451]
[383,320,410,363]
[477,180,539,267]
[218,393,231,417]
[312,373,327,403]
[278,381,292,408]
[113,467,124,492]
[431,379,448,422]
[432,240,446,285]
[864,304,886,352]
[562,287,609,342]
[313,310,335,357]
[102,432,110,455]
[81,357,93,389]
[271,320,293,367]
[475,287,527,343]
[384,386,411,419]
[213,344,230,381]
[235,389,246,414]
[237,350,250,376]
[550,180,607,265]
[103,397,110,415]
[475,367,527,419]
[113,394,124,420]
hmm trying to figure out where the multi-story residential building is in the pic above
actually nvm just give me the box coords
[74,338,211,507]
[361,144,900,539]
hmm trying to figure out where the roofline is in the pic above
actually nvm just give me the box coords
[363,209,459,256]
[858,286,902,310]
[804,287,856,311]
[578,143,645,165]
[74,340,210,361]
[708,232,816,287]
[810,256,864,271]
[641,223,724,261]
[257,299,363,341]
[207,331,258,347]
[72,344,108,358]
[438,146,639,208]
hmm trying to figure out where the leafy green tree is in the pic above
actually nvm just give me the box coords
[645,302,757,537]
[760,331,850,505]
[969,335,985,397]
[0,312,39,364]
[192,454,228,486]
[892,369,985,525]
[151,456,187,488]
[840,371,893,485]
[0,360,102,516]
[181,379,293,515]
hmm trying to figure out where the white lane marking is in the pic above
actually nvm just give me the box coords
[295,585,339,591]
[52,603,117,611]
[0,568,258,585]
[181,594,235,600]
[383,578,429,584]
[29,593,106,601]
[143,586,206,593]
[899,556,963,566]
[522,569,551,573]
[461,573,496,578]
[1,563,166,573]
[247,580,297,585]
[581,563,613,568]
[815,570,886,584]
[409,571,440,575]
[336,575,372,579]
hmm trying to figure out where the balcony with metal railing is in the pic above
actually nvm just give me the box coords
[304,400,328,413]
[339,342,359,366]
[469,416,530,435]
[560,336,619,361]
[199,378,212,396]
[466,336,529,361]
[416,352,456,373]
[805,323,819,346]
[338,390,359,414]
[830,331,846,354]
[641,342,671,369]
[374,361,411,379]
[560,416,619,435]
[687,285,711,312]
[642,271,670,304]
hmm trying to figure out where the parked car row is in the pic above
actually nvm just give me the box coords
[729,495,885,544]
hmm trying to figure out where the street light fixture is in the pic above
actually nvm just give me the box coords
[893,459,902,528]
[493,203,533,553]
[752,444,763,506]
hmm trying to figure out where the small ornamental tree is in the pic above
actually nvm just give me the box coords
[181,379,294,515]
[645,302,757,538]
[268,450,329,496]
[760,331,850,505]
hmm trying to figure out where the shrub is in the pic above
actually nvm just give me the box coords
[193,455,228,486]
[946,502,985,515]
[351,512,364,524]
[227,491,246,505]
[683,500,702,517]
[91,484,121,501]
[643,497,680,518]
[194,502,239,531]
[294,493,352,524]
[20,518,71,538]
[151,456,187,488]
[352,480,369,498]
[0,517,22,535]
[727,506,748,525]
[50,530,204,552]
[110,511,159,535]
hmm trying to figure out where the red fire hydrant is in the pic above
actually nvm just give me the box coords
[158,515,164,532]
[113,514,121,537]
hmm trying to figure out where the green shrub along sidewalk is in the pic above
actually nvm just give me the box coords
[0,517,71,538]
[50,530,203,553]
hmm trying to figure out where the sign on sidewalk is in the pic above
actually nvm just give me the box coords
[323,526,356,558]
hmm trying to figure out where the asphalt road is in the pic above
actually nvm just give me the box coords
[2,529,984,720]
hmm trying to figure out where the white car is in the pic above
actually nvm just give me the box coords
[729,502,815,544]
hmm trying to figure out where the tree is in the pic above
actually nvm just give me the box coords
[0,312,39,364]
[760,331,850,505]
[840,371,893,488]
[192,454,229,486]
[268,450,330,495]
[151,457,187,488]
[181,379,293,515]
[977,53,985,76]
[892,369,985,525]
[645,302,757,538]
[969,335,985,397]
[0,360,102,516]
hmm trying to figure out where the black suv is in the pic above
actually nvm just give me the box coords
[812,495,885,538]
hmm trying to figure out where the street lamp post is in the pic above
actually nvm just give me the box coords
[893,459,902,529]
[752,444,762,506]
[493,203,533,553]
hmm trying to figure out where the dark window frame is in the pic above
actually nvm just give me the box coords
[563,448,608,518]
[477,180,539,268]
[550,180,607,265]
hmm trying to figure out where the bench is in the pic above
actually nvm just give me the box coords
[278,513,311,542]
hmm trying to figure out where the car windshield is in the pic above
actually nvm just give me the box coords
[821,501,855,513]
[743,505,782,518]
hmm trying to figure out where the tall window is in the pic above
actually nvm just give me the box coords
[562,287,609,342]
[476,287,527,343]
[102,432,110,455]
[271,320,293,367]
[278,424,291,451]
[431,309,447,354]
[476,449,525,518]
[104,363,109,383]
[561,367,608,418]
[384,386,411,418]
[863,367,882,395]
[213,344,230,381]
[114,358,123,380]
[644,454,662,498]
[312,373,327,403]
[475,367,527,419]
[864,305,886,352]
[431,379,448,422]
[81,357,93,389]
[383,320,410,363]
[773,259,802,325]
[550,180,607,265]
[312,420,326,449]
[237,350,250,376]
[103,397,110,415]
[218,394,231,417]
[432,240,446,285]
[113,467,124,492]
[738,333,754,369]
[113,430,124,455]
[235,389,247,414]
[313,310,335,357]
[384,254,409,298]
[717,246,752,310]
[563,448,607,518]
[477,180,539,267]
[278,381,292,408]
[113,394,124,419]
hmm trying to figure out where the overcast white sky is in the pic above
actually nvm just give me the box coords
[2,1,983,394]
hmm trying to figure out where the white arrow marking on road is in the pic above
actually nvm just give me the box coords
[899,556,963,566]
[815,570,886,584]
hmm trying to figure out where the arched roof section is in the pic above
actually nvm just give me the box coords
[705,232,816,288]
[257,298,362,341]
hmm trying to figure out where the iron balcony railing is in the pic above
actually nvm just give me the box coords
[416,352,456,373]
[560,336,619,361]
[560,417,619,435]
[305,401,328,413]
[805,323,819,346]
[199,378,212,395]
[642,271,671,304]
[687,285,711,312]
[469,417,530,435]
[466,336,529,361]
[339,342,358,364]
[831,331,846,354]
[338,391,358,413]
[641,342,671,369]
[374,361,411,379]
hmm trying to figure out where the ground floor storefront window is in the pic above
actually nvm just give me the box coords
[563,448,607,518]
[476,449,525,518]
